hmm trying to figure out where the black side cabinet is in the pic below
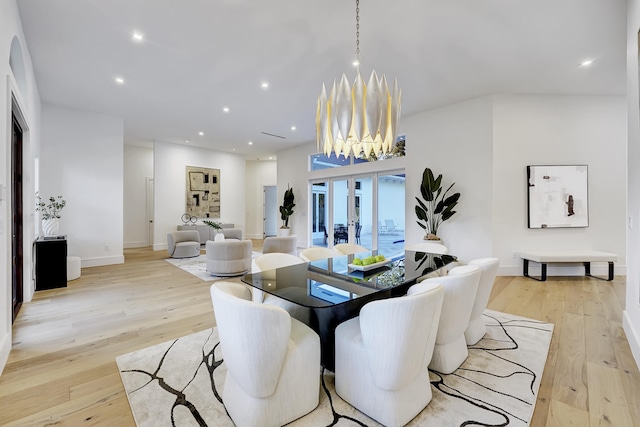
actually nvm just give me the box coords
[35,237,67,290]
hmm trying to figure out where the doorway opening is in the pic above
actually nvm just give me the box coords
[11,111,24,322]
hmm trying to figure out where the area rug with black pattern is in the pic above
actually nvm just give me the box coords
[116,309,553,426]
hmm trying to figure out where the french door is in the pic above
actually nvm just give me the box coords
[310,171,405,255]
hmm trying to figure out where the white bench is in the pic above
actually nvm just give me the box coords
[519,250,617,281]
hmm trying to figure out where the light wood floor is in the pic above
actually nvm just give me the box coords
[1,246,639,426]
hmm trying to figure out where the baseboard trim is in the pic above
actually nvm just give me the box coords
[623,310,640,371]
[0,331,11,376]
[124,241,147,249]
[153,243,168,251]
[82,255,125,268]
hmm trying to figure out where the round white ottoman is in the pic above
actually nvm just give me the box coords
[67,256,81,281]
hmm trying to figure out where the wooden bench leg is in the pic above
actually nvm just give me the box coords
[584,261,615,281]
[523,259,547,281]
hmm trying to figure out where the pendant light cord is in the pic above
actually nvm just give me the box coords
[355,0,361,67]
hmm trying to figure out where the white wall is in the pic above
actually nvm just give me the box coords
[277,143,317,247]
[245,160,276,239]
[626,0,640,369]
[493,95,627,276]
[124,145,153,248]
[153,141,246,250]
[40,104,124,267]
[402,96,495,264]
[0,0,41,374]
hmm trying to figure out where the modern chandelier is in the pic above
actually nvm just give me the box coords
[316,0,401,159]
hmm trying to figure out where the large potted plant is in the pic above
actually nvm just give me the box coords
[278,185,295,236]
[36,192,66,237]
[415,167,460,240]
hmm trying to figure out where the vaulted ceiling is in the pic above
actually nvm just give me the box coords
[17,0,627,159]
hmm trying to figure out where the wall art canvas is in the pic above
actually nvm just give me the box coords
[527,165,588,228]
[186,166,220,218]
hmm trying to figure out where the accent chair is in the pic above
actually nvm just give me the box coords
[167,230,201,258]
[206,239,252,276]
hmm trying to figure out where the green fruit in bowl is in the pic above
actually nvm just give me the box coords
[353,258,363,266]
[375,255,385,262]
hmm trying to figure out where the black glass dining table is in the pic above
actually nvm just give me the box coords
[241,249,457,371]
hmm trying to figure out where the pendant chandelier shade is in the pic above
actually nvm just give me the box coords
[316,0,401,159]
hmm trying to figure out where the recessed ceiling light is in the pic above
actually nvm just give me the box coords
[185,140,190,143]
[223,107,230,113]
[291,126,296,131]
[269,157,273,160]
[232,148,236,151]
[261,82,269,89]
[579,59,594,67]
[248,141,253,145]
[115,77,125,84]
[132,32,144,42]
[198,131,204,136]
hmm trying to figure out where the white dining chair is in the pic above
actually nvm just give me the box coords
[299,246,341,262]
[334,243,369,255]
[210,281,320,427]
[420,264,481,373]
[464,258,500,345]
[335,281,444,427]
[252,253,309,323]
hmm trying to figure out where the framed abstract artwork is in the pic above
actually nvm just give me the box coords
[527,165,589,229]
[185,166,220,218]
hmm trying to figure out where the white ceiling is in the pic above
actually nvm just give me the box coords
[17,0,627,160]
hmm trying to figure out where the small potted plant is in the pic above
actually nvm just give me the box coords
[278,185,295,236]
[35,192,66,237]
[415,167,460,240]
[203,220,224,241]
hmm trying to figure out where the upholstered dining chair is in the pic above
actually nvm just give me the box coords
[334,243,369,255]
[419,264,481,374]
[210,281,320,427]
[299,246,341,262]
[335,281,444,427]
[166,230,201,258]
[252,253,309,323]
[261,235,297,255]
[464,258,500,345]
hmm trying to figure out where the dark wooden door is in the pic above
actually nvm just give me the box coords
[12,114,23,322]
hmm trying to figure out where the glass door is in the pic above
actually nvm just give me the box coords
[310,170,403,253]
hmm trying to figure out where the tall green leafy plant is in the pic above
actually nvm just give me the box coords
[415,167,460,239]
[279,186,295,228]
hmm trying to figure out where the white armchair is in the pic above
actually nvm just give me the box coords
[299,246,341,262]
[210,281,320,427]
[251,253,309,323]
[334,243,368,255]
[206,239,252,276]
[420,264,481,373]
[167,230,201,258]
[465,258,500,345]
[335,281,444,427]
[262,235,297,255]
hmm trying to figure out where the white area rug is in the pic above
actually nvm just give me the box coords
[117,310,553,426]
[165,252,262,281]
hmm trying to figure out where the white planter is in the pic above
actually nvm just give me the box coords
[278,227,290,237]
[42,218,60,237]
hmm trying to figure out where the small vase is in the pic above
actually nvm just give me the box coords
[42,218,60,237]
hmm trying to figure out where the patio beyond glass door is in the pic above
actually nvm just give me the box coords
[332,176,373,248]
[310,170,404,252]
